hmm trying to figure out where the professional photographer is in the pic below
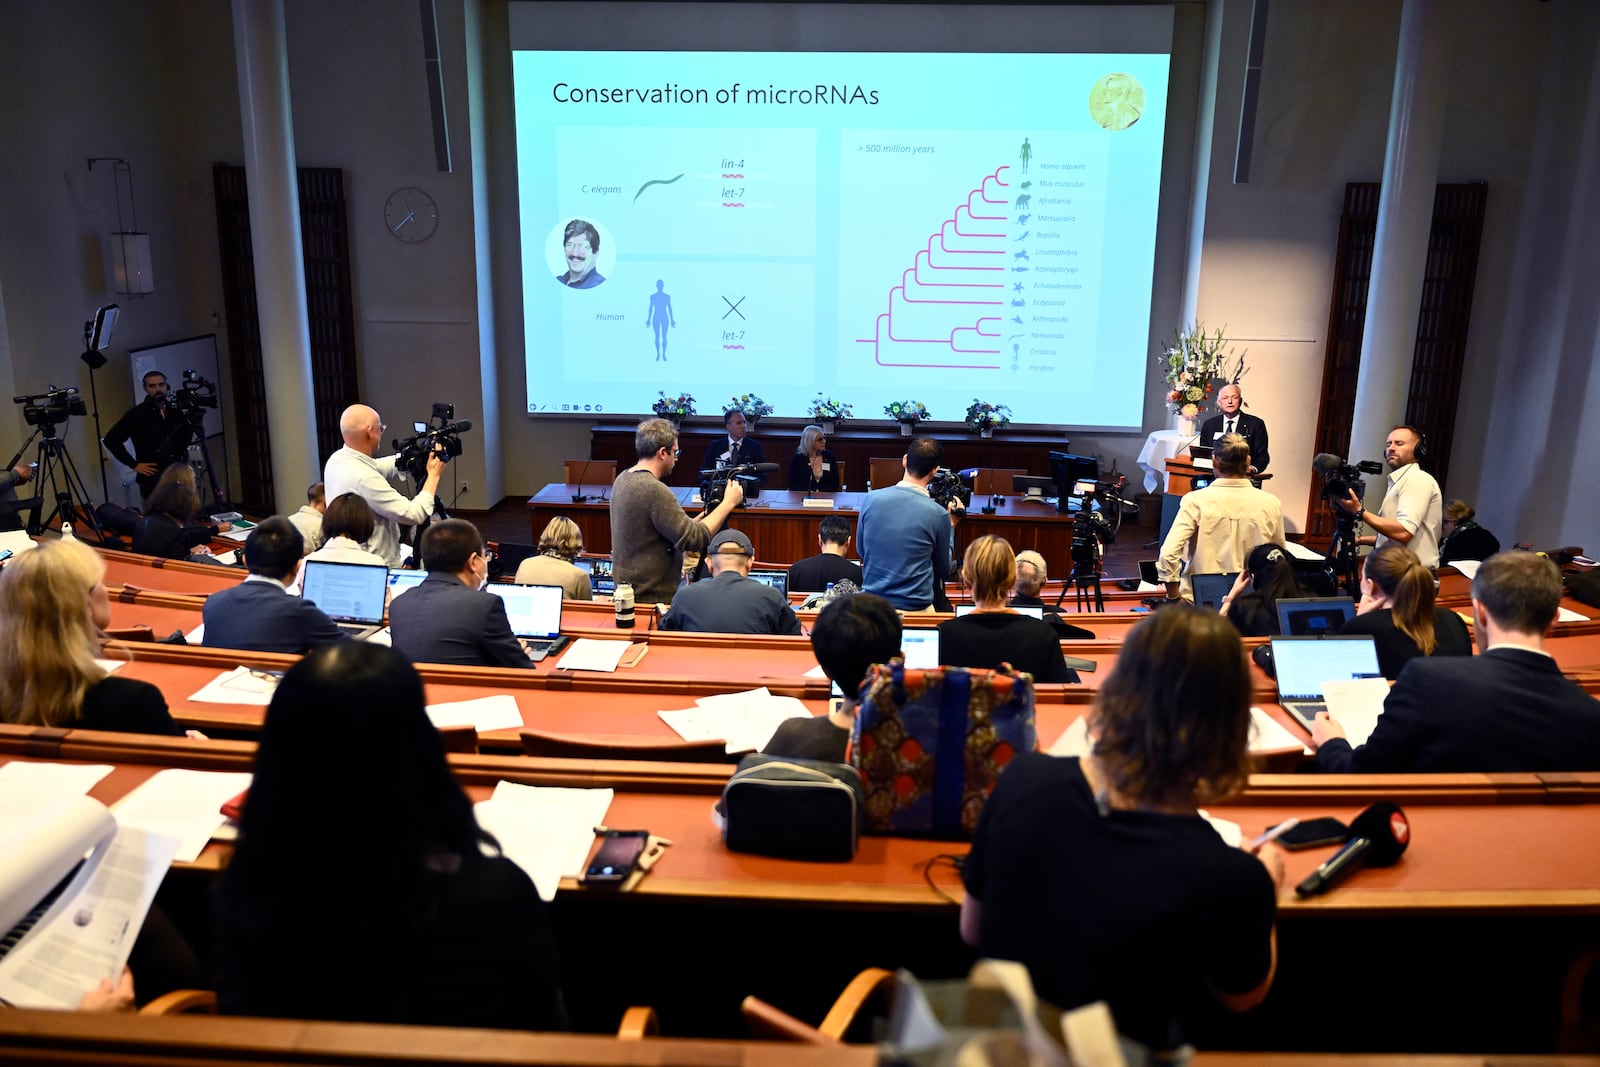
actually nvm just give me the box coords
[857,436,964,611]
[324,404,444,568]
[102,370,191,502]
[1336,425,1443,569]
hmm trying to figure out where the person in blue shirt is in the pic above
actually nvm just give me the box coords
[856,437,962,611]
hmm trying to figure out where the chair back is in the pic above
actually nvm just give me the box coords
[564,459,617,486]
[520,728,736,763]
[868,457,903,491]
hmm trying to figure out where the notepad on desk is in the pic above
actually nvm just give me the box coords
[473,781,613,902]
[426,694,523,733]
[554,638,633,672]
[659,687,812,754]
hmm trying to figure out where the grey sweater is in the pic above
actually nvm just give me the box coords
[608,469,711,604]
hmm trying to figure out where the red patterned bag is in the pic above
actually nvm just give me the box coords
[853,661,1036,839]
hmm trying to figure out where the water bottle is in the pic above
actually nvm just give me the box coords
[60,521,75,541]
[614,582,635,628]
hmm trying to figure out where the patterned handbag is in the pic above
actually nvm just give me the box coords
[853,660,1036,838]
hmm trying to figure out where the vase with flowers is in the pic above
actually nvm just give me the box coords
[1159,323,1235,436]
[964,399,1012,439]
[652,391,696,430]
[809,394,853,435]
[884,400,931,436]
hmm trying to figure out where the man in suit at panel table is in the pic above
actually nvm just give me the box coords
[659,529,802,636]
[699,408,766,479]
[201,518,349,654]
[389,519,534,669]
[1311,551,1600,772]
[1199,383,1269,474]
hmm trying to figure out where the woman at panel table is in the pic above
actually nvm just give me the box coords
[514,515,593,600]
[1337,543,1472,680]
[937,536,1077,682]
[961,606,1283,1056]
[786,424,841,493]
[214,642,566,1030]
[0,538,182,737]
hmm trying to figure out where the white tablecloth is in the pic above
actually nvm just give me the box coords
[1135,429,1202,494]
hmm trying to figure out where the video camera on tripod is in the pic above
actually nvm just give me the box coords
[392,402,473,482]
[699,462,778,508]
[170,370,219,423]
[15,387,86,429]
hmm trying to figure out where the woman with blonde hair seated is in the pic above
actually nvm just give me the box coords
[514,515,592,599]
[787,424,840,492]
[1339,543,1471,680]
[0,539,180,735]
[938,535,1076,681]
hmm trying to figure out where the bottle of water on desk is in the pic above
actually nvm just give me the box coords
[614,582,635,628]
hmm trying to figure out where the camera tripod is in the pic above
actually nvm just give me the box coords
[7,423,107,540]
[1324,504,1364,598]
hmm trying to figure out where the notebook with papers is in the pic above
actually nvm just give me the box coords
[900,628,939,669]
[486,583,568,660]
[300,560,389,639]
[1276,596,1357,636]
[1270,635,1382,731]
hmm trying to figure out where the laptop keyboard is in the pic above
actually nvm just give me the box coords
[520,636,567,662]
[1283,701,1327,728]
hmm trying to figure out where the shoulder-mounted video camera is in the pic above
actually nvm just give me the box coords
[927,467,972,511]
[699,462,774,508]
[1313,453,1384,506]
[393,402,473,482]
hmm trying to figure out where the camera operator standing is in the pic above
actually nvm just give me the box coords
[324,404,444,568]
[1336,424,1442,569]
[102,371,191,502]
[857,437,964,612]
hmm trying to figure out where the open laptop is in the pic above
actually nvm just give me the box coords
[748,569,789,596]
[1190,572,1238,612]
[486,582,568,660]
[1270,635,1382,731]
[900,628,939,669]
[300,559,389,639]
[387,570,427,599]
[574,556,615,595]
[1276,596,1357,637]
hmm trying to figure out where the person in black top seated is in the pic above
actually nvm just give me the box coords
[1220,543,1310,638]
[786,514,863,594]
[939,536,1077,682]
[764,592,902,763]
[1439,499,1501,568]
[132,463,230,565]
[962,606,1283,1054]
[214,642,565,1029]
[1337,543,1471,679]
[787,424,841,493]
[0,538,181,736]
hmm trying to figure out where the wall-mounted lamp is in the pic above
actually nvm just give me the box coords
[88,157,155,296]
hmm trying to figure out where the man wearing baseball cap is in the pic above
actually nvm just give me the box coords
[659,529,802,635]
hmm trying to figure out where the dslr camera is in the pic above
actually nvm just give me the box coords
[392,402,473,482]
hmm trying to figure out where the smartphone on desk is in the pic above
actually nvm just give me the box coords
[1266,816,1348,850]
[585,829,650,884]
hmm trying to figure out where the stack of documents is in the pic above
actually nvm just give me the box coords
[658,687,812,754]
[474,782,613,901]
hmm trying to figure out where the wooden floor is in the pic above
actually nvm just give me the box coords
[473,493,1165,583]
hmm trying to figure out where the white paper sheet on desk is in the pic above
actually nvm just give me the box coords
[660,688,812,753]
[1449,558,1481,579]
[189,666,278,705]
[1198,810,1243,848]
[0,763,116,845]
[111,768,253,863]
[218,528,251,542]
[0,530,38,556]
[1558,606,1590,622]
[555,638,631,672]
[426,694,522,733]
[1191,456,1213,469]
[1048,717,1090,757]
[1320,677,1392,748]
[185,622,206,643]
[93,659,126,673]
[1136,581,1165,593]
[474,781,613,902]
[1283,540,1326,562]
[1249,707,1312,755]
[212,550,238,566]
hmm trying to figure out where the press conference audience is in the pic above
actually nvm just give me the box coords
[1439,499,1501,568]
[660,529,802,635]
[1221,544,1310,638]
[202,519,349,655]
[764,592,902,763]
[787,424,840,492]
[133,463,227,564]
[939,536,1077,682]
[513,515,592,599]
[0,538,181,736]
[214,642,565,1029]
[285,481,326,555]
[785,514,862,594]
[390,519,534,668]
[962,606,1282,1053]
[306,492,387,568]
[1337,543,1471,679]
[1312,552,1600,772]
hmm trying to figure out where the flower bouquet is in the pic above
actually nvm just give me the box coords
[964,399,1013,437]
[1159,323,1233,421]
[726,393,774,426]
[652,391,696,425]
[884,400,931,436]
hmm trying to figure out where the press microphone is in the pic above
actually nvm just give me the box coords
[1311,452,1344,476]
[1294,801,1410,897]
[438,419,473,434]
[746,462,781,476]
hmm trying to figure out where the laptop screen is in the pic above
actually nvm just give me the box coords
[1276,597,1357,637]
[748,569,788,596]
[387,570,427,598]
[1190,572,1237,612]
[493,541,538,575]
[1270,636,1381,701]
[487,583,563,638]
[955,605,1044,619]
[301,560,389,624]
[901,628,939,669]
[574,556,615,594]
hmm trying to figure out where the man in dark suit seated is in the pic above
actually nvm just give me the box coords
[201,518,348,654]
[1311,551,1600,772]
[660,529,802,636]
[786,515,863,594]
[1199,384,1269,474]
[699,409,766,477]
[389,518,534,668]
